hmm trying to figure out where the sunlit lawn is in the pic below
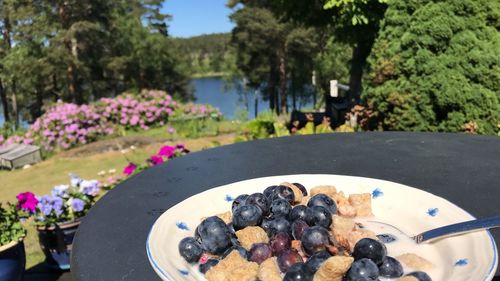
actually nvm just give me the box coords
[0,131,236,269]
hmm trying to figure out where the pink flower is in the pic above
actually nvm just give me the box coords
[150,155,164,166]
[167,127,176,134]
[123,163,137,176]
[158,145,175,158]
[16,192,38,213]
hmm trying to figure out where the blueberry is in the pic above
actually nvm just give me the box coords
[178,237,203,263]
[263,185,279,199]
[269,185,295,204]
[197,216,232,254]
[379,256,403,278]
[265,217,291,237]
[289,205,313,224]
[344,258,379,281]
[291,219,309,240]
[245,193,270,216]
[305,250,331,273]
[283,262,313,281]
[270,199,292,218]
[308,205,332,228]
[232,205,263,230]
[300,225,330,256]
[307,194,337,214]
[232,194,249,212]
[277,249,304,272]
[377,233,397,244]
[221,245,249,260]
[270,232,292,255]
[352,238,387,265]
[261,217,273,233]
[292,182,308,196]
[406,271,432,281]
[199,259,219,274]
[248,243,273,264]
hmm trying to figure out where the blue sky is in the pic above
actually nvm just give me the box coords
[162,0,235,38]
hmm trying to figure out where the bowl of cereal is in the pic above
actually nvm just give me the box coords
[146,174,498,281]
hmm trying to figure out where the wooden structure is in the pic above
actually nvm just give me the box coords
[0,144,42,170]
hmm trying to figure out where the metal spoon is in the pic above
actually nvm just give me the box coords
[367,214,500,244]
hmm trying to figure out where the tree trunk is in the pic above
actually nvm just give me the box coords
[11,80,19,129]
[254,90,258,119]
[268,57,279,114]
[0,78,10,123]
[279,54,287,115]
[348,40,373,108]
[33,77,44,120]
[1,17,12,123]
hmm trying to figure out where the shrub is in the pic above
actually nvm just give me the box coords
[363,0,500,134]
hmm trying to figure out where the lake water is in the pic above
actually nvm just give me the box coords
[0,77,314,127]
[192,77,314,119]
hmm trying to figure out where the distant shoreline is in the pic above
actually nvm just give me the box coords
[190,72,229,79]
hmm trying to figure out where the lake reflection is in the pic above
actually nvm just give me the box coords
[192,77,314,119]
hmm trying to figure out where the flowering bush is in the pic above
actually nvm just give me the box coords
[0,203,25,246]
[0,90,180,151]
[96,89,177,131]
[172,103,222,120]
[28,102,113,151]
[16,175,101,226]
[123,144,190,176]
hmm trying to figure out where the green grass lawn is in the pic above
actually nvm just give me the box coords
[0,132,236,269]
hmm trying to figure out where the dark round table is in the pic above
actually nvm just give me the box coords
[71,132,500,280]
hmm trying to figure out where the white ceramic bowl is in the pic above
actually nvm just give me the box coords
[147,174,498,281]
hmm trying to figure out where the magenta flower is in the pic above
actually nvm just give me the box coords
[158,145,175,158]
[123,163,137,176]
[150,155,164,166]
[16,192,39,213]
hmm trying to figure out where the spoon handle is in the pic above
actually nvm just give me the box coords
[415,214,500,243]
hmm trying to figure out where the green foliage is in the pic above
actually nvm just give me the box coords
[0,0,192,126]
[235,111,282,141]
[169,118,221,139]
[172,33,235,78]
[0,203,25,246]
[229,5,320,114]
[364,0,500,134]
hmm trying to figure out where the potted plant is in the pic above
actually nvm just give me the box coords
[16,175,101,270]
[0,202,26,281]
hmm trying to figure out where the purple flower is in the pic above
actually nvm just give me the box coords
[70,173,82,187]
[158,145,175,158]
[52,185,70,198]
[37,195,53,216]
[51,196,64,217]
[123,163,137,176]
[16,192,38,213]
[79,180,100,196]
[167,127,176,134]
[150,155,164,166]
[71,198,85,212]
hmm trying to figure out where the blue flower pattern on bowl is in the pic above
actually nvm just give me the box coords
[178,269,189,276]
[455,259,468,267]
[372,188,384,199]
[427,208,439,217]
[176,222,190,231]
[224,194,234,202]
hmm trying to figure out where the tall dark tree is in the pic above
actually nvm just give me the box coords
[229,4,319,115]
[264,0,388,108]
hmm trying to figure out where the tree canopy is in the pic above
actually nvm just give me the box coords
[0,0,192,127]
